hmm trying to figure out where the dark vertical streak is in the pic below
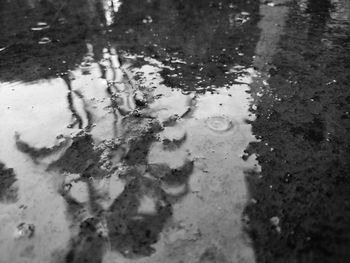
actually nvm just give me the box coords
[73,90,94,132]
[63,75,84,129]
[99,61,119,137]
[67,92,83,129]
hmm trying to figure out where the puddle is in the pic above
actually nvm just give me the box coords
[0,57,258,263]
[0,0,267,262]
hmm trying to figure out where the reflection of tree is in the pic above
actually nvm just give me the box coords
[62,75,84,129]
[1,0,261,261]
[48,130,193,261]
[15,77,193,261]
[109,0,260,90]
[106,175,173,257]
[0,0,261,89]
[99,46,137,137]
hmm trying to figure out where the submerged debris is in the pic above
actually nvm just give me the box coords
[15,223,35,239]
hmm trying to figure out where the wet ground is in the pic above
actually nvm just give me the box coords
[0,0,349,263]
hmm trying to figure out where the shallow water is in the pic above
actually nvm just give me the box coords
[0,55,257,263]
[0,1,261,262]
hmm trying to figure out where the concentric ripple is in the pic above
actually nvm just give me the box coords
[205,116,234,133]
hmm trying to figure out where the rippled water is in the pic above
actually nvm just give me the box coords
[205,116,234,133]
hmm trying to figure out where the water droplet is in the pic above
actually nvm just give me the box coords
[31,22,49,31]
[37,22,47,26]
[38,37,51,45]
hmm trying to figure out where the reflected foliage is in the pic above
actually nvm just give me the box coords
[0,0,260,91]
[47,121,192,261]
[110,0,260,90]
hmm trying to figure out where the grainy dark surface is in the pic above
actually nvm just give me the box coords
[244,1,350,262]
